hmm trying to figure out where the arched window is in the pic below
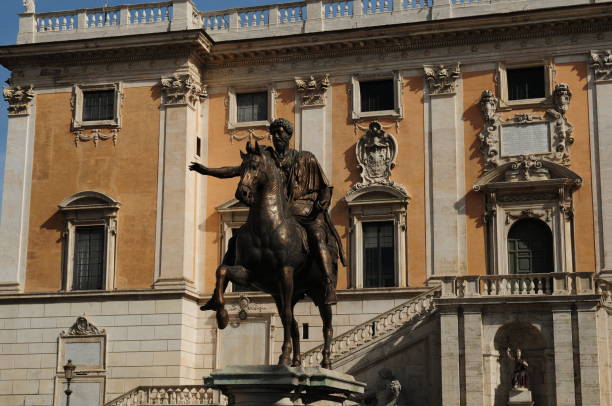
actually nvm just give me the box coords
[507,219,553,274]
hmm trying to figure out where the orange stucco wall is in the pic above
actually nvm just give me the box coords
[25,86,161,292]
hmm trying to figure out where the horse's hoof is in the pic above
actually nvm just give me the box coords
[200,299,217,312]
[216,308,229,329]
[291,358,302,367]
[320,361,332,369]
[278,356,291,366]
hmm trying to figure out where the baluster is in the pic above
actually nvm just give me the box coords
[345,3,350,15]
[135,10,141,24]
[61,16,67,31]
[149,8,155,23]
[336,3,341,15]
[492,279,498,295]
[39,18,46,32]
[260,11,265,25]
[534,278,541,294]
[157,8,162,22]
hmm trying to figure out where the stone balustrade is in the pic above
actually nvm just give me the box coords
[16,0,610,44]
[439,272,599,298]
[302,287,439,366]
[104,385,222,406]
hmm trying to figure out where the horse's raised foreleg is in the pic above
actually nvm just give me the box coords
[276,266,295,366]
[201,264,249,330]
[318,303,333,369]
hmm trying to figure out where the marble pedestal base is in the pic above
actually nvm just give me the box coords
[204,365,366,406]
[508,388,534,406]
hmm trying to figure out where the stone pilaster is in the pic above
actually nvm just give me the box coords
[590,50,612,272]
[440,308,461,406]
[425,64,466,276]
[463,309,484,406]
[552,305,576,406]
[154,74,206,291]
[0,85,36,293]
[576,304,602,406]
[295,74,332,176]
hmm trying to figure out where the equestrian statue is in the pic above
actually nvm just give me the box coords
[189,118,345,369]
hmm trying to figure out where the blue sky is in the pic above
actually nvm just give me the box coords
[0,0,282,215]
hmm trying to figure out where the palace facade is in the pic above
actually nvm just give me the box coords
[0,0,611,405]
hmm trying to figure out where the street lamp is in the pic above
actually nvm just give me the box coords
[63,359,76,406]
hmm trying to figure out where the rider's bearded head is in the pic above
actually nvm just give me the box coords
[270,118,293,152]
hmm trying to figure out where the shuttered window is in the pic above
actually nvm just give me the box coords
[507,219,553,274]
[73,226,105,290]
[237,92,267,122]
[363,221,395,287]
[83,90,115,121]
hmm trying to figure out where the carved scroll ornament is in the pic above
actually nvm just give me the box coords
[61,316,105,336]
[478,84,573,172]
[591,50,612,82]
[3,85,34,116]
[423,64,461,95]
[161,74,207,107]
[295,74,330,106]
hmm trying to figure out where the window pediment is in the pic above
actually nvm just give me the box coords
[345,184,409,206]
[58,191,120,211]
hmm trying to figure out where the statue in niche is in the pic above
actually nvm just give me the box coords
[364,369,402,406]
[507,347,530,390]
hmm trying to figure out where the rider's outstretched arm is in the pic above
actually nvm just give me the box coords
[189,162,240,178]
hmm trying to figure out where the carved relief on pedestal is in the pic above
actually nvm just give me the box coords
[161,74,207,107]
[295,74,330,106]
[423,64,461,95]
[347,121,406,198]
[478,84,573,172]
[591,50,612,82]
[3,85,34,116]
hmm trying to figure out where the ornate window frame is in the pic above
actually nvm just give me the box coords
[58,191,120,291]
[496,60,555,109]
[71,82,123,130]
[474,160,582,275]
[479,83,573,170]
[217,198,249,292]
[55,316,106,406]
[350,71,403,121]
[346,185,409,288]
[227,84,276,130]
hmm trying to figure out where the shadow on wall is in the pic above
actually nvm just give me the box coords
[493,321,550,406]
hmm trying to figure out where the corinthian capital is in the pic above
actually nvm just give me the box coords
[423,64,461,95]
[161,74,207,107]
[3,85,34,116]
[591,50,612,82]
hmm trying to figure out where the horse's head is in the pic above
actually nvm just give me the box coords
[236,141,279,206]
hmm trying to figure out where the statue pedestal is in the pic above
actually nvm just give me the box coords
[508,388,534,406]
[204,365,366,406]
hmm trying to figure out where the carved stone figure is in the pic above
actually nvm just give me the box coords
[61,316,105,336]
[507,347,530,390]
[23,0,36,13]
[479,90,498,123]
[552,83,572,115]
[423,64,461,95]
[189,118,346,368]
[3,85,34,116]
[364,369,402,406]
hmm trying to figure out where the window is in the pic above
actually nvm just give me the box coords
[507,219,553,274]
[346,185,409,288]
[363,221,395,287]
[351,72,403,120]
[496,61,553,107]
[83,90,115,121]
[227,86,276,129]
[507,67,545,101]
[59,191,119,291]
[72,83,122,129]
[73,226,106,290]
[237,92,268,122]
[360,80,395,112]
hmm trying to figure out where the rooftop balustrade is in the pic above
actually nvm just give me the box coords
[15,0,609,44]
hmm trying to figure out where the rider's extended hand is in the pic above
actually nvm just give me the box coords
[189,162,209,175]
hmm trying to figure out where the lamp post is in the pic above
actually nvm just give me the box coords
[63,359,76,406]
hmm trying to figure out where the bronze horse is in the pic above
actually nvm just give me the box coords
[201,141,337,368]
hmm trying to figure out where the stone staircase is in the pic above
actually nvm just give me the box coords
[302,286,440,367]
[104,385,222,406]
